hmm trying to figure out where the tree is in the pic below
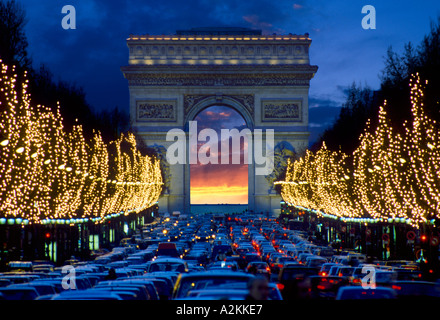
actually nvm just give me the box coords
[0,0,30,69]
[312,83,377,154]
[380,17,440,127]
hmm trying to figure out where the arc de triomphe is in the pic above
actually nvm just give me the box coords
[121,28,318,215]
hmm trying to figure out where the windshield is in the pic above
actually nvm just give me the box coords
[281,268,316,280]
[177,276,250,297]
[150,262,185,272]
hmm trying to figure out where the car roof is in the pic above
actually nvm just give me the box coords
[152,257,185,263]
[179,271,254,279]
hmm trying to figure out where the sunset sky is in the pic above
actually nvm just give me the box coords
[190,106,248,204]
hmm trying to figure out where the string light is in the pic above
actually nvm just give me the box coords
[276,74,439,227]
[0,61,163,224]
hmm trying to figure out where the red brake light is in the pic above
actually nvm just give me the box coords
[278,264,283,268]
[276,283,284,290]
[392,285,401,290]
[317,285,326,290]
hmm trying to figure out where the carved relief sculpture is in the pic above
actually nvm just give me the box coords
[262,99,302,122]
[137,100,177,121]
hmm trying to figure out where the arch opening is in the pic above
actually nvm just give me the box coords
[189,105,249,207]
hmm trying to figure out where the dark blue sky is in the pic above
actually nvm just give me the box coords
[19,0,440,144]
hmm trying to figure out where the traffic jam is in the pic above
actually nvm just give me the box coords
[0,212,439,301]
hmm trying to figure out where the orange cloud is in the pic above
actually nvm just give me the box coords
[191,185,248,204]
[190,163,248,204]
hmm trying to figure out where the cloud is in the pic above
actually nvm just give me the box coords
[190,163,248,204]
[191,185,248,204]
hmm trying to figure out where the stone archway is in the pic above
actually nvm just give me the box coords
[121,28,318,215]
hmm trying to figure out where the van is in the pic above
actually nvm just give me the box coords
[156,243,179,258]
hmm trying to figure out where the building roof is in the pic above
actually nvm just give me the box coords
[176,27,262,36]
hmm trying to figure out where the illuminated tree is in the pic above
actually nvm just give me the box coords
[0,61,163,223]
[277,73,440,227]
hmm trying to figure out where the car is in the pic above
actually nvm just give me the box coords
[277,265,318,299]
[336,266,355,280]
[7,283,57,296]
[309,275,349,300]
[271,256,296,274]
[305,256,327,268]
[7,261,33,272]
[96,279,160,300]
[391,281,440,299]
[156,242,179,258]
[336,286,397,300]
[92,284,150,300]
[0,287,40,300]
[375,270,397,287]
[208,261,239,271]
[51,290,123,300]
[173,271,254,299]
[328,265,341,277]
[184,289,249,300]
[148,257,188,273]
[319,263,337,276]
[246,261,271,276]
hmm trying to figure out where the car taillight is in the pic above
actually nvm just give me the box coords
[278,264,283,268]
[391,285,401,290]
[266,267,271,272]
[276,283,284,290]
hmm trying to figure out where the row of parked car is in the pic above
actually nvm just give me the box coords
[0,213,439,300]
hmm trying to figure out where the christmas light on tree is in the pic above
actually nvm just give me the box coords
[276,73,439,227]
[0,61,163,224]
